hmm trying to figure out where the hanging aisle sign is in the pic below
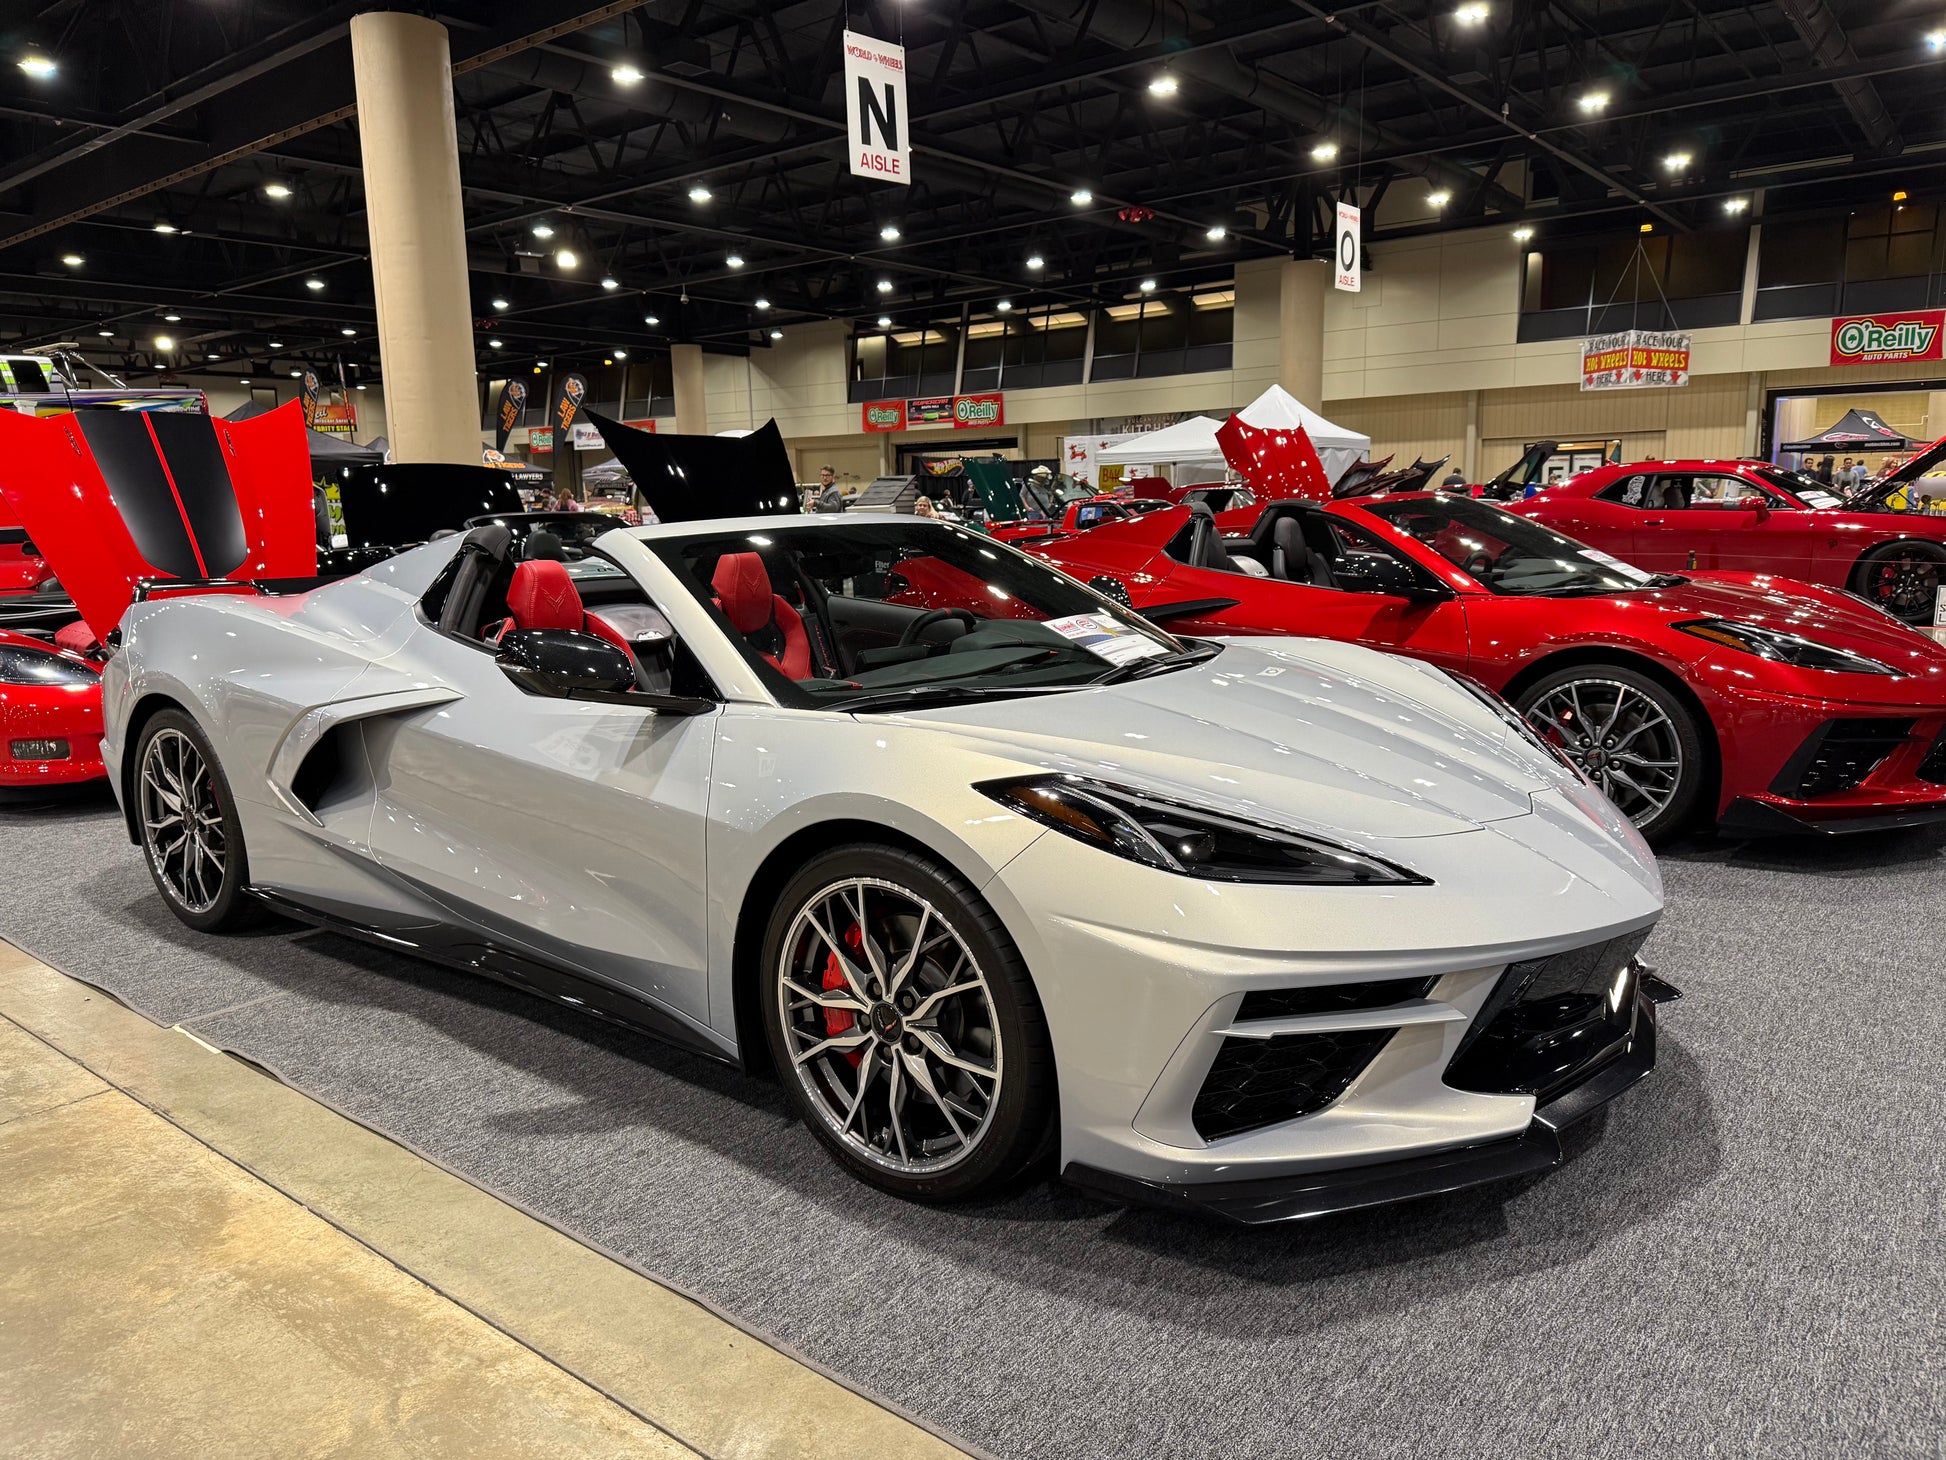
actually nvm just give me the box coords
[1333,201,1361,293]
[843,30,909,184]
[1581,329,1691,390]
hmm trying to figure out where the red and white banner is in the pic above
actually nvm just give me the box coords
[1581,329,1691,390]
[1830,310,1945,367]
[953,392,1004,430]
[843,31,908,185]
[862,399,906,432]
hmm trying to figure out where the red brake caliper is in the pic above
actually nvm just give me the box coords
[822,922,866,1067]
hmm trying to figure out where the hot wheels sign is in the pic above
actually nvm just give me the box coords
[1581,329,1691,391]
[1830,311,1945,366]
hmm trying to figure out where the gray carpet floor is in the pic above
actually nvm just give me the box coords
[2,784,1940,1459]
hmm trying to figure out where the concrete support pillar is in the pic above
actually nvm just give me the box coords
[1463,389,1482,481]
[1746,373,1768,458]
[671,345,707,435]
[1278,258,1330,405]
[350,13,479,464]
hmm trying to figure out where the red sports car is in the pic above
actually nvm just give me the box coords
[1032,492,1946,842]
[1506,441,1946,625]
[0,623,103,787]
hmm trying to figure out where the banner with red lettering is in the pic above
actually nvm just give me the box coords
[1581,330,1691,390]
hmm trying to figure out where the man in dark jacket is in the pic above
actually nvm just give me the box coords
[814,465,847,513]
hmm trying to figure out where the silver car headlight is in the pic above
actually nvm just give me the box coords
[980,775,1429,886]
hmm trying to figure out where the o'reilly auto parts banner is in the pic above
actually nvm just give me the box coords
[1830,310,1945,367]
[1580,329,1691,390]
[549,373,589,434]
[492,378,528,451]
[862,393,1005,431]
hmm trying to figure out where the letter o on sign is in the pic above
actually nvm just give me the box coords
[1339,229,1357,273]
[1836,321,1867,356]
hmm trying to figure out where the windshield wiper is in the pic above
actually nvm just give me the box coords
[842,684,1078,714]
[1090,642,1222,684]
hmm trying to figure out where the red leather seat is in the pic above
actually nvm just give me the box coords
[501,559,632,653]
[711,551,811,679]
[53,621,99,657]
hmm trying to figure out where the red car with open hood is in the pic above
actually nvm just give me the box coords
[1031,490,1946,842]
[0,404,315,788]
[1504,438,1946,625]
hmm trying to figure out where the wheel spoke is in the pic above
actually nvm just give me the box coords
[899,1048,967,1146]
[885,1053,910,1162]
[805,908,871,1003]
[841,1046,879,1134]
[907,979,983,1021]
[909,1026,997,1082]
[886,904,932,997]
[790,1026,872,1066]
[781,975,866,1013]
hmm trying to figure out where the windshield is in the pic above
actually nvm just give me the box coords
[646,520,1198,710]
[1360,493,1668,596]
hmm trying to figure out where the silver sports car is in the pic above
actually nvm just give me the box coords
[101,513,1673,1222]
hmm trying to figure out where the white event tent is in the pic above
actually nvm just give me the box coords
[1095,386,1371,486]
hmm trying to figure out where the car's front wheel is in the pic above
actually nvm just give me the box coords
[134,708,261,933]
[1850,541,1946,625]
[761,844,1055,1202]
[1513,665,1706,843]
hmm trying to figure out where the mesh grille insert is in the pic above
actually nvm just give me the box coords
[1192,1029,1396,1141]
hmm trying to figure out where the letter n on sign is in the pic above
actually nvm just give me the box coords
[843,30,909,185]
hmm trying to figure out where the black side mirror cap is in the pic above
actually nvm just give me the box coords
[496,627,714,714]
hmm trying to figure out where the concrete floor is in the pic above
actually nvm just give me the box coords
[0,948,968,1460]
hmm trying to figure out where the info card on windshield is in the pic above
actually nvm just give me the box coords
[1042,613,1169,665]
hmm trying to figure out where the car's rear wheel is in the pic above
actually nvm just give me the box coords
[134,709,261,933]
[1849,542,1946,625]
[761,844,1055,1202]
[1513,665,1706,843]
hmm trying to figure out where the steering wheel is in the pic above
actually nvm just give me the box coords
[899,607,978,646]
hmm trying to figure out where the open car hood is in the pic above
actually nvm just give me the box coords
[1850,433,1946,506]
[588,412,797,521]
[0,401,317,640]
[1213,414,1332,501]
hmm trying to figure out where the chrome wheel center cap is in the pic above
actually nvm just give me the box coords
[869,1001,903,1043]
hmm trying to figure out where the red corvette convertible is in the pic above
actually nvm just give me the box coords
[1032,492,1946,841]
[1506,441,1946,625]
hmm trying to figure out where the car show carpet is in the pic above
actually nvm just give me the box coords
[1,785,1940,1460]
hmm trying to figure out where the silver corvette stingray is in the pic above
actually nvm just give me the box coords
[101,514,1673,1222]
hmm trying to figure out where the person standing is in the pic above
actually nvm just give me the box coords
[815,465,847,513]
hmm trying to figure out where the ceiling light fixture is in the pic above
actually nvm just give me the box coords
[1427,190,1452,207]
[600,276,618,290]
[1070,188,1094,206]
[163,313,181,322]
[644,314,660,326]
[1147,74,1178,97]
[1453,3,1489,24]
[342,327,356,335]
[688,184,712,203]
[60,253,82,266]
[755,297,771,309]
[97,330,112,337]
[1139,278,1157,293]
[491,297,509,310]
[614,349,628,359]
[1577,91,1609,115]
[1724,197,1750,214]
[1205,224,1228,241]
[879,223,901,241]
[876,278,893,292]
[1639,222,1654,234]
[995,300,1013,312]
[154,335,174,350]
[1025,253,1045,270]
[531,222,555,238]
[726,253,745,268]
[1512,227,1534,242]
[304,277,324,290]
[769,329,783,340]
[1893,189,1909,202]
[18,55,57,81]
[489,338,503,348]
[264,182,292,199]
[268,340,283,349]
[1309,141,1339,162]
[207,353,219,360]
[1929,30,1946,53]
[555,248,578,268]
[876,314,892,327]
[1662,151,1693,172]
[153,220,178,234]
[612,63,644,85]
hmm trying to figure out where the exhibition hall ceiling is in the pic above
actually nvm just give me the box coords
[0,0,1933,375]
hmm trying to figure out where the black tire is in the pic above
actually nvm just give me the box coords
[132,708,264,933]
[1511,664,1708,844]
[1849,541,1946,625]
[760,843,1056,1203]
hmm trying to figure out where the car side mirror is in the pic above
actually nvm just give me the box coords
[495,628,713,714]
[1336,553,1444,602]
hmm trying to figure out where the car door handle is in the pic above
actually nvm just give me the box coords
[1640,517,1665,526]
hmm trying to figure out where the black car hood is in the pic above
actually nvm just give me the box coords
[587,412,798,521]
[1849,433,1946,506]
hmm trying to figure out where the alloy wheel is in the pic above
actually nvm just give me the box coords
[1523,678,1683,827]
[139,727,228,914]
[777,876,1002,1176]
[1865,553,1942,621]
